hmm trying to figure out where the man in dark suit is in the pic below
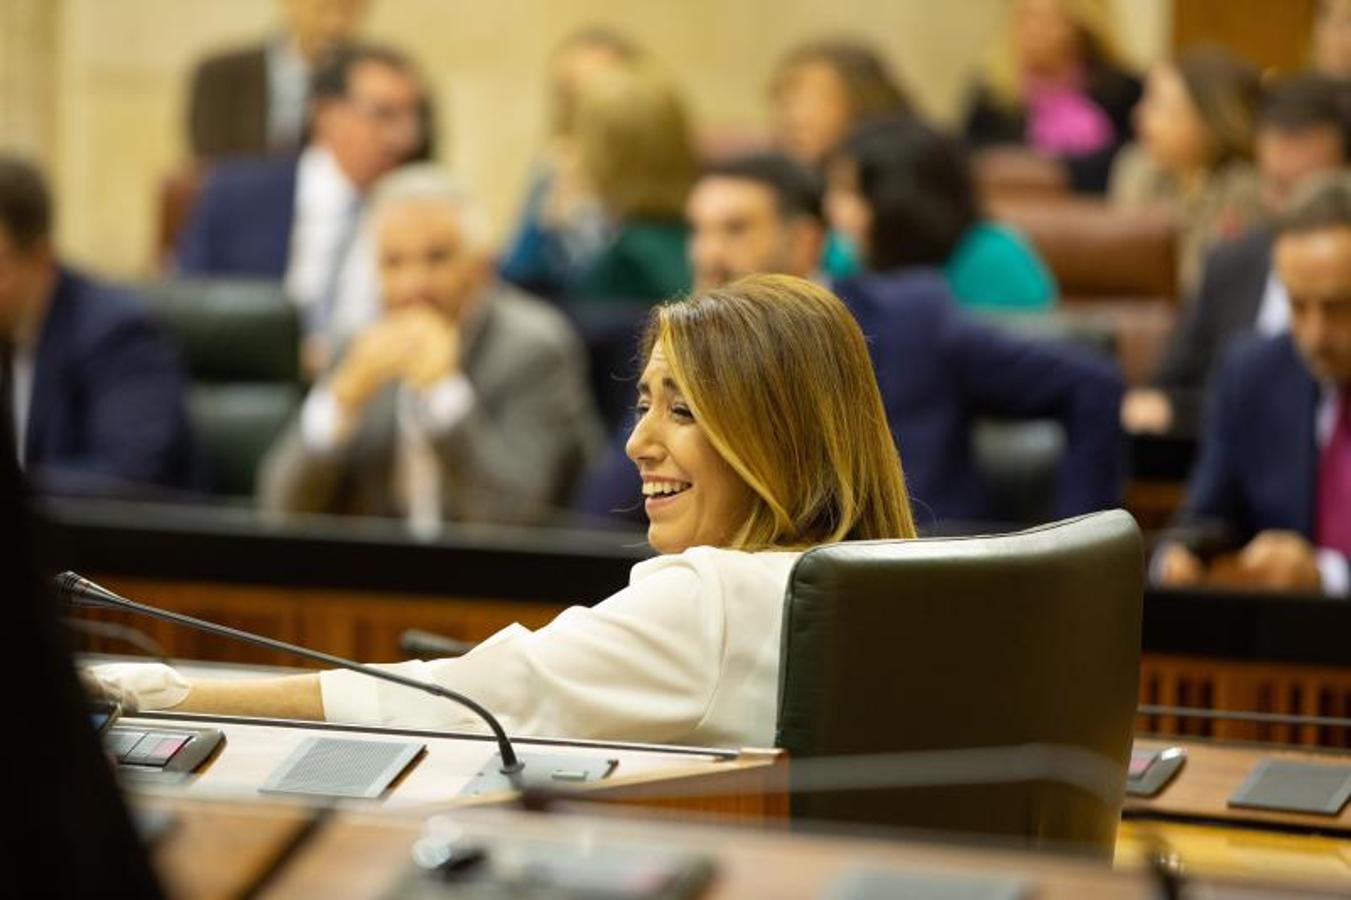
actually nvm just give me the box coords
[178,42,426,372]
[1157,175,1351,596]
[1122,74,1350,435]
[0,158,198,497]
[187,0,370,158]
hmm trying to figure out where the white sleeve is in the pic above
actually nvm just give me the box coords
[318,559,724,743]
[1317,548,1350,598]
[299,385,355,454]
[411,374,475,437]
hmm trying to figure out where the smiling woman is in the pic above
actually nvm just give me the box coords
[87,274,916,747]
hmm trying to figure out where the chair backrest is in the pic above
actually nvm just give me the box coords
[972,148,1072,203]
[990,196,1178,305]
[776,510,1142,854]
[141,279,302,496]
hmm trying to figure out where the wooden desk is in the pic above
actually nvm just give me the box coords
[1117,820,1351,886]
[121,711,787,820]
[1126,737,1351,835]
[139,795,1351,900]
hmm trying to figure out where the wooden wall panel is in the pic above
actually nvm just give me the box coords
[1173,0,1318,72]
[1139,655,1351,748]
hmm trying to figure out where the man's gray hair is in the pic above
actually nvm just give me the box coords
[1278,172,1351,237]
[369,163,489,250]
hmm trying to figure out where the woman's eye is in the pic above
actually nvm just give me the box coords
[633,402,651,420]
[671,405,694,421]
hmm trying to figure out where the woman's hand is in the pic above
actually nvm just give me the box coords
[82,663,190,713]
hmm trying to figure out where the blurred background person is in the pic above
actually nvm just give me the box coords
[1314,0,1351,80]
[1109,46,1264,297]
[187,0,371,159]
[827,121,1124,527]
[260,165,601,530]
[0,157,199,497]
[963,0,1142,194]
[829,117,1057,312]
[769,39,911,279]
[769,38,911,171]
[564,64,700,305]
[574,152,829,526]
[1124,74,1351,435]
[500,27,643,301]
[177,43,428,374]
[687,153,828,292]
[1154,175,1351,597]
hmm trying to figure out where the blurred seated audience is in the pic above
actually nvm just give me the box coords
[828,125,1125,526]
[0,158,200,497]
[1315,0,1351,79]
[187,0,371,159]
[1109,46,1263,297]
[177,42,429,374]
[258,165,602,530]
[833,118,1057,311]
[574,153,828,525]
[1124,74,1351,435]
[963,0,1142,194]
[768,38,911,278]
[500,27,643,300]
[563,63,699,305]
[1155,175,1351,597]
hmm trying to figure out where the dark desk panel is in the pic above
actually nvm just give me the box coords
[37,498,648,605]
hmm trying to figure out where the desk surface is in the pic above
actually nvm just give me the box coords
[139,795,1351,900]
[1128,737,1351,834]
[121,711,786,819]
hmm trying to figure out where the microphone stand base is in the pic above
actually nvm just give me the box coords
[459,751,619,798]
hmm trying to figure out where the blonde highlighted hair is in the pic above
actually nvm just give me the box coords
[643,275,916,551]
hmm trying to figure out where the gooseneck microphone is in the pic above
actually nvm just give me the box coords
[57,571,523,776]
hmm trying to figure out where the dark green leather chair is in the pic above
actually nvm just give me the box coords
[141,279,302,497]
[776,510,1142,855]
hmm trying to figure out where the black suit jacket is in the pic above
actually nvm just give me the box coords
[25,268,201,496]
[187,44,275,158]
[1172,334,1345,578]
[1151,227,1272,433]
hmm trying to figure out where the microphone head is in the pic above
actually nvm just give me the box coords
[54,572,114,609]
[54,571,85,597]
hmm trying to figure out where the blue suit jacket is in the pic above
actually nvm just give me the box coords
[574,268,1124,529]
[25,268,201,496]
[176,157,297,277]
[836,269,1123,526]
[1179,334,1340,561]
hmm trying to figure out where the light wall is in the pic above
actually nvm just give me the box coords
[0,0,1170,278]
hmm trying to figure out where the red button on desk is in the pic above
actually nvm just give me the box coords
[145,736,189,765]
[125,733,190,766]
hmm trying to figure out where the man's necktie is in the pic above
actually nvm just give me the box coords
[1317,389,1351,555]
